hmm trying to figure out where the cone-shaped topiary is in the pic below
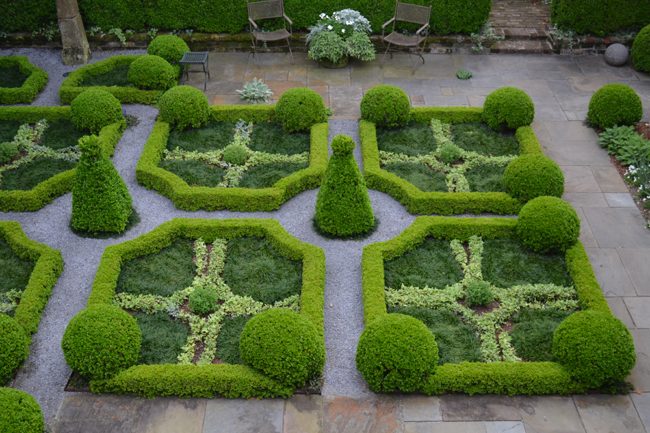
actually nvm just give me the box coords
[0,314,29,384]
[71,135,132,233]
[587,83,643,129]
[159,85,210,131]
[71,89,125,134]
[632,25,650,73]
[314,134,375,236]
[0,388,44,433]
[516,196,580,253]
[275,87,327,133]
[360,84,411,129]
[483,87,535,131]
[503,154,564,203]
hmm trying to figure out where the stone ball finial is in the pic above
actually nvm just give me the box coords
[605,43,629,66]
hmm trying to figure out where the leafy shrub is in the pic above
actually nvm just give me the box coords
[314,134,375,236]
[439,142,463,164]
[587,84,643,130]
[516,196,580,253]
[360,85,410,129]
[275,88,327,133]
[0,141,18,165]
[466,280,493,306]
[127,55,176,90]
[553,310,636,389]
[71,135,133,233]
[482,87,535,131]
[0,388,44,433]
[222,144,248,165]
[456,69,473,79]
[147,35,190,64]
[356,313,438,392]
[239,309,325,388]
[236,78,273,104]
[70,88,125,134]
[0,314,29,384]
[189,287,219,315]
[550,0,650,36]
[61,305,141,380]
[632,25,650,73]
[503,154,564,203]
[159,85,209,131]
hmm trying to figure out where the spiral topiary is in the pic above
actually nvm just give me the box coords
[503,154,564,203]
[516,196,580,253]
[158,85,209,131]
[587,83,643,129]
[632,24,650,73]
[482,87,535,131]
[0,388,44,433]
[239,309,325,388]
[71,89,125,134]
[360,84,411,129]
[127,55,176,90]
[274,87,327,133]
[147,35,191,64]
[61,305,141,380]
[553,310,636,389]
[0,314,29,385]
[356,313,438,392]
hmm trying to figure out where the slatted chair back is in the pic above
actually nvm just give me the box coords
[248,0,285,22]
[394,1,432,26]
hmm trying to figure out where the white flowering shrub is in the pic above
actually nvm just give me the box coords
[307,9,375,63]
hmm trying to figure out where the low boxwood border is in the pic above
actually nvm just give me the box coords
[360,107,545,215]
[0,56,48,104]
[84,217,326,398]
[0,106,124,212]
[361,216,610,395]
[136,105,329,211]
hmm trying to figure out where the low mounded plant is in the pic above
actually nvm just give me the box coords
[587,83,643,129]
[632,24,650,73]
[274,87,327,133]
[147,35,190,64]
[189,287,219,315]
[0,141,18,164]
[236,78,273,104]
[516,196,580,253]
[159,85,210,131]
[356,313,438,392]
[360,85,411,129]
[483,87,535,131]
[503,154,564,202]
[466,280,494,307]
[127,55,176,90]
[307,9,375,64]
[0,314,30,384]
[222,143,248,165]
[456,69,473,79]
[71,88,125,134]
[0,388,44,433]
[439,142,463,164]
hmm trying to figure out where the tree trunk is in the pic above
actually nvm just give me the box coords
[57,0,91,65]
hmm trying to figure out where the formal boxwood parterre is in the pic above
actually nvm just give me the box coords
[136,105,329,211]
[72,218,325,398]
[0,56,48,105]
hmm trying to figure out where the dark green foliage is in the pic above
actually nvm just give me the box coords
[376,121,437,156]
[510,309,574,362]
[503,154,564,203]
[71,89,125,134]
[239,162,308,189]
[0,141,18,165]
[39,119,87,150]
[517,196,581,254]
[240,309,325,387]
[384,238,463,290]
[456,69,473,80]
[451,122,519,156]
[147,35,191,64]
[466,280,494,306]
[0,388,44,433]
[133,312,188,365]
[0,56,48,104]
[314,134,375,236]
[223,237,302,305]
[166,121,235,152]
[275,88,327,133]
[439,142,463,164]
[587,84,643,129]
[0,120,21,143]
[0,158,76,191]
[189,287,219,315]
[71,135,132,233]
[222,144,248,165]
[553,310,636,389]
[159,160,226,187]
[356,313,438,392]
[159,86,210,131]
[550,0,650,36]
[216,316,251,364]
[483,87,535,131]
[70,207,141,240]
[482,239,572,288]
[116,239,195,297]
[0,237,35,295]
[61,305,142,380]
[249,121,310,155]
[361,85,411,129]
[0,314,29,384]
[0,0,56,32]
[0,66,27,88]
[632,25,650,72]
[383,163,447,192]
[388,307,482,365]
[127,55,176,90]
[79,64,132,88]
[465,165,507,192]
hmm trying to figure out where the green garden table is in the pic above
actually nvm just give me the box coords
[179,52,210,90]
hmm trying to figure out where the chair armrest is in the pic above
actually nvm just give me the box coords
[416,23,429,35]
[283,14,293,26]
[248,17,258,30]
[382,17,395,29]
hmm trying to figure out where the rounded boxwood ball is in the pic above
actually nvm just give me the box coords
[61,305,141,380]
[632,25,650,73]
[275,88,327,133]
[503,154,564,203]
[71,89,124,134]
[517,196,580,253]
[553,310,636,389]
[127,55,176,90]
[587,83,643,129]
[360,84,411,129]
[482,87,535,131]
[239,309,325,388]
[0,314,29,385]
[147,35,190,64]
[0,388,44,433]
[158,85,209,131]
[356,313,438,392]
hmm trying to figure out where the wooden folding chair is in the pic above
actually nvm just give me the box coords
[381,1,432,74]
[247,0,294,68]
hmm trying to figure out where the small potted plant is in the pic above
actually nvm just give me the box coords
[307,9,375,69]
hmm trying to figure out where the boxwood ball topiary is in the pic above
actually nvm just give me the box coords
[127,55,176,90]
[0,314,29,385]
[356,313,438,392]
[587,83,643,129]
[239,309,325,388]
[61,305,141,380]
[275,87,327,133]
[482,87,535,131]
[503,154,564,203]
[0,388,44,433]
[360,84,411,129]
[71,88,125,134]
[553,310,636,389]
[147,35,191,64]
[517,196,580,253]
[632,25,650,73]
[159,85,209,131]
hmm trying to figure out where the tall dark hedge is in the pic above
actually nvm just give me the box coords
[551,0,650,36]
[0,0,57,33]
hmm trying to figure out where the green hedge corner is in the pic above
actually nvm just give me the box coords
[0,56,48,105]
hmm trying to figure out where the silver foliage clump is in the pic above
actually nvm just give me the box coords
[306,9,372,44]
[236,78,273,104]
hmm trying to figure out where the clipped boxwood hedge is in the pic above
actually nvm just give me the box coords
[0,56,48,104]
[136,105,329,211]
[0,106,124,212]
[551,0,650,36]
[83,217,325,398]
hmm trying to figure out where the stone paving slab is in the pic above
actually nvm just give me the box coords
[574,208,598,248]
[440,395,521,422]
[618,249,650,296]
[284,395,321,433]
[632,393,650,432]
[402,396,442,422]
[561,166,602,193]
[583,208,650,248]
[573,394,645,433]
[585,248,637,297]
[606,297,636,329]
[625,298,650,328]
[630,330,650,392]
[202,398,284,433]
[405,421,525,433]
[516,396,585,433]
[322,396,403,433]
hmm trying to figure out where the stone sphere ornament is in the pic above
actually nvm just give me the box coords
[605,43,629,66]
